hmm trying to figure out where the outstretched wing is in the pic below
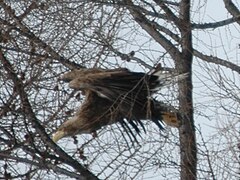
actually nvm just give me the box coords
[61,68,187,98]
[61,68,160,101]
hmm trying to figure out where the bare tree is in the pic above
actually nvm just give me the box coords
[0,0,239,180]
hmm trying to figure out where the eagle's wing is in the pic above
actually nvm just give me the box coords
[62,69,157,100]
[61,68,187,99]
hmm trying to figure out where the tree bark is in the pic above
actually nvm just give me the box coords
[178,0,197,180]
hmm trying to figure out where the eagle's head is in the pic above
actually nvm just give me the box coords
[52,114,95,143]
[52,118,75,142]
[52,116,87,142]
[52,130,65,143]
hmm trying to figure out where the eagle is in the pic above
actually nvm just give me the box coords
[52,68,187,143]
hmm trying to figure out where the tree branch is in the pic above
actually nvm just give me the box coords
[153,0,182,28]
[0,152,84,179]
[152,21,181,42]
[193,49,240,74]
[223,0,240,25]
[192,16,240,29]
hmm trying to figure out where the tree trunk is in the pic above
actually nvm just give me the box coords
[178,0,197,179]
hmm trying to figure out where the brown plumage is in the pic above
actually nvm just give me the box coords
[52,68,187,142]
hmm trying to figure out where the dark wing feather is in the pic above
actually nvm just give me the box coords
[66,69,159,101]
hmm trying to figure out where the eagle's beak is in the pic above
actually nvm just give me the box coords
[52,130,65,142]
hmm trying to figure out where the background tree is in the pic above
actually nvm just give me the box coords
[0,0,239,180]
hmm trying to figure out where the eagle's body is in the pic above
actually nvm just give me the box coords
[52,68,187,142]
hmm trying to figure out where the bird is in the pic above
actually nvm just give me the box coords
[52,67,187,143]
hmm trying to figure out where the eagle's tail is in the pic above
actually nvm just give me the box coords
[161,112,180,127]
[150,100,181,128]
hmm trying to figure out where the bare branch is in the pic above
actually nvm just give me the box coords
[153,0,182,28]
[0,152,84,179]
[192,16,240,29]
[193,49,240,74]
[223,0,240,25]
[152,21,181,42]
